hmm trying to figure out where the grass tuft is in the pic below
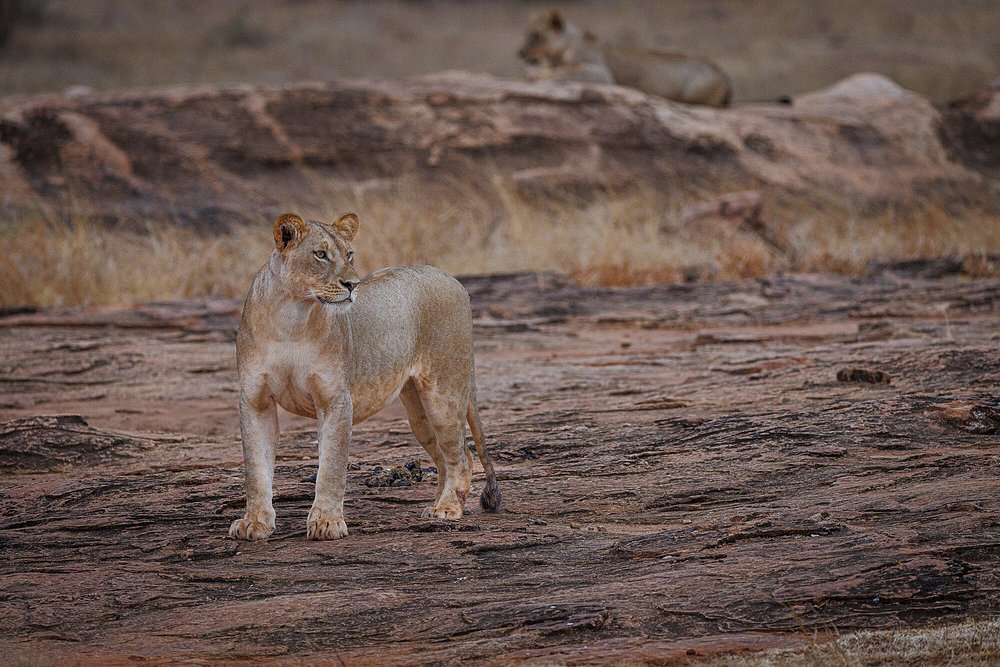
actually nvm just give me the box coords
[2,180,997,308]
[704,617,1000,666]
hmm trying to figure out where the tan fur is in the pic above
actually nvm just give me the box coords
[518,10,732,108]
[229,212,500,541]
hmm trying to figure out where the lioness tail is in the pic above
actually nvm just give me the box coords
[467,382,500,512]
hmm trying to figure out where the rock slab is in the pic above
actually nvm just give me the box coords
[1,272,999,663]
[2,72,998,226]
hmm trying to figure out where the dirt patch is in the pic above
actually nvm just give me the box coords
[364,459,434,488]
[836,367,892,384]
[1,272,999,664]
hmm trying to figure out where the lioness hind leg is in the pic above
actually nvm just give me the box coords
[417,388,472,520]
[400,380,446,504]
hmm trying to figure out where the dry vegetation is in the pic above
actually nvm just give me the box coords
[3,181,998,308]
[1,2,998,307]
[1,0,997,102]
[704,618,1000,666]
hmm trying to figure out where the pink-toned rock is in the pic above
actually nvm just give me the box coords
[1,272,999,664]
[0,71,995,225]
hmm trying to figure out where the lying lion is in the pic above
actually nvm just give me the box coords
[518,10,732,107]
[229,212,500,541]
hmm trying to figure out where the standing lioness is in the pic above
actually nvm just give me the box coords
[230,212,500,541]
[519,10,732,108]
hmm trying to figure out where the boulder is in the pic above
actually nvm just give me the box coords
[0,71,995,226]
[939,78,1000,176]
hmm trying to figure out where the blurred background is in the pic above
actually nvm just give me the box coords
[0,1,998,307]
[2,0,997,102]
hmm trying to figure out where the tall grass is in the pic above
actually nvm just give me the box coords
[774,199,1000,274]
[0,218,269,307]
[2,182,997,308]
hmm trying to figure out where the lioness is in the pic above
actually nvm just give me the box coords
[229,212,500,541]
[518,10,732,108]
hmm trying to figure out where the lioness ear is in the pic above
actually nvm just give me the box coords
[273,213,308,252]
[334,213,360,241]
[548,10,564,32]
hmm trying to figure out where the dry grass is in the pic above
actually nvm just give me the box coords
[1,0,998,102]
[0,217,267,307]
[703,617,1000,666]
[773,200,1000,275]
[3,182,998,308]
[3,2,996,309]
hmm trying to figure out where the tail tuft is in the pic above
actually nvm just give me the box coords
[468,373,500,513]
[480,473,501,512]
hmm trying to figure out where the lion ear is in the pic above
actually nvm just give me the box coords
[548,10,564,32]
[273,213,308,252]
[333,213,360,241]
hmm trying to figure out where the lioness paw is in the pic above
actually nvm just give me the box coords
[229,516,274,541]
[422,502,464,520]
[306,509,348,540]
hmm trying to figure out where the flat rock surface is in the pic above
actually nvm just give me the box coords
[1,272,999,664]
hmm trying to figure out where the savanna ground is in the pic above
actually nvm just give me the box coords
[2,1,1000,664]
[2,273,1000,664]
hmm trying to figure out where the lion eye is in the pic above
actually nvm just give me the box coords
[346,251,354,262]
[314,250,327,260]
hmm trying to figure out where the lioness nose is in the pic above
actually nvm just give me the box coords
[340,279,358,292]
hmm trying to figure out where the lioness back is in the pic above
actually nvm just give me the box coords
[604,46,732,108]
[353,264,469,321]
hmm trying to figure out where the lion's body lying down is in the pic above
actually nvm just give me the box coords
[519,10,732,108]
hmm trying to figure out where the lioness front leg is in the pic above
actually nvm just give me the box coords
[230,395,278,541]
[307,396,352,540]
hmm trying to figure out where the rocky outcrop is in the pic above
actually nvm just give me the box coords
[939,78,1000,177]
[0,71,996,226]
